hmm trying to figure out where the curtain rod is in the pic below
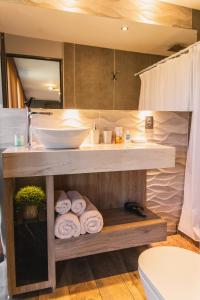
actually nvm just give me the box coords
[134,40,200,77]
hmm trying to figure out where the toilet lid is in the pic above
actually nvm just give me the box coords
[138,246,200,300]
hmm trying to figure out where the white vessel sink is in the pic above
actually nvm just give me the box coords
[32,127,90,149]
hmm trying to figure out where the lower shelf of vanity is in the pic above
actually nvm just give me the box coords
[55,208,167,261]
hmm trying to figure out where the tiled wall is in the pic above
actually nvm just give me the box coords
[64,43,163,110]
[0,109,27,149]
[0,109,190,232]
[147,112,189,233]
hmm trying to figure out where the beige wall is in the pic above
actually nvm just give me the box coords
[5,34,64,59]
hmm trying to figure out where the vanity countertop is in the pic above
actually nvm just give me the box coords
[2,143,176,178]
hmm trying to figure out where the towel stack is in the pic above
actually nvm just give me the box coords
[54,190,103,239]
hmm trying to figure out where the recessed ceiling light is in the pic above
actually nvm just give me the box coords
[121,25,128,31]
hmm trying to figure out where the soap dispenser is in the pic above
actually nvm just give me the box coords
[91,123,100,144]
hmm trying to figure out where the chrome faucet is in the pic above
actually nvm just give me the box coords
[25,98,53,146]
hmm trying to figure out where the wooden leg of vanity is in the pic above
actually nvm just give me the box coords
[46,175,56,290]
[4,178,16,296]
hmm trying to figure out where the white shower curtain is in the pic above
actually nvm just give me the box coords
[178,44,200,242]
[139,45,200,242]
[139,52,192,111]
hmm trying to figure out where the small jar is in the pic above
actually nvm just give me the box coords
[14,133,25,147]
[103,130,112,144]
[115,127,123,144]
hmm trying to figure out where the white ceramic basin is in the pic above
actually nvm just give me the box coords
[32,127,90,149]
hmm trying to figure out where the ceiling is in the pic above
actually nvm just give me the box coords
[14,57,60,101]
[0,1,197,56]
[161,0,200,9]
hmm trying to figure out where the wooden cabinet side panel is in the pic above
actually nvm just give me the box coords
[4,178,16,296]
[46,175,56,290]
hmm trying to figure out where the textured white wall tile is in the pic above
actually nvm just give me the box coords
[97,110,189,233]
[0,109,28,148]
[146,112,189,233]
[31,109,100,129]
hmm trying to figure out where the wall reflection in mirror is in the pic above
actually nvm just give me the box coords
[6,55,62,109]
[0,0,198,110]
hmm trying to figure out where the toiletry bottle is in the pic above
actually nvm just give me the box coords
[115,127,123,144]
[91,123,100,144]
[124,130,131,143]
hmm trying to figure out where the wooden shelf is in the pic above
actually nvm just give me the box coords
[55,208,167,261]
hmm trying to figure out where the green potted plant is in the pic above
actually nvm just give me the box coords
[15,186,45,220]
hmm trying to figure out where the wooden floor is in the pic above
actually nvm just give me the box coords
[152,233,200,254]
[0,234,199,300]
[1,247,147,300]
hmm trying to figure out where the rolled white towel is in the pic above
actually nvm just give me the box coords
[67,191,86,216]
[55,213,81,239]
[79,197,103,234]
[55,190,71,215]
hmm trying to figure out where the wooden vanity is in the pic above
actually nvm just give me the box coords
[2,143,175,297]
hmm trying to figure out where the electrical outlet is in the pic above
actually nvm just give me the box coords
[145,116,154,130]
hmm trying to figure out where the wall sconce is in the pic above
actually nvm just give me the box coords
[63,109,81,127]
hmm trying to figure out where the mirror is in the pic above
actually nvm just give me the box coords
[6,54,62,109]
[0,1,199,110]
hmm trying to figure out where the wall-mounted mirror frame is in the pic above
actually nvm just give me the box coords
[5,53,63,109]
[0,33,7,108]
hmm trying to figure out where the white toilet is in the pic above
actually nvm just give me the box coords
[138,246,200,300]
